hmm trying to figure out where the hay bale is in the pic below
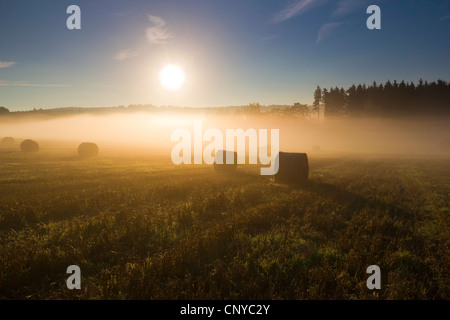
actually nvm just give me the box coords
[78,142,99,158]
[20,139,39,153]
[1,137,15,145]
[214,150,237,173]
[312,145,321,152]
[274,152,308,184]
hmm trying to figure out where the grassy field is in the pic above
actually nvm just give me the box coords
[0,149,448,299]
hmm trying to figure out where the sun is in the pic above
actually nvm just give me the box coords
[160,65,185,90]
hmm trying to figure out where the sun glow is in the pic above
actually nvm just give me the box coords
[160,65,185,90]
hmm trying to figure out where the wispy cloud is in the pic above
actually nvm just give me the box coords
[146,15,174,44]
[114,49,139,61]
[110,11,132,18]
[316,22,343,43]
[332,0,368,18]
[0,61,16,69]
[273,0,329,23]
[260,35,279,43]
[439,14,450,21]
[0,80,70,87]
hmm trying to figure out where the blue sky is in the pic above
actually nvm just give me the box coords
[0,0,449,110]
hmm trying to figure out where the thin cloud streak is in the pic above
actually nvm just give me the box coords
[260,35,279,43]
[332,0,368,18]
[273,0,328,23]
[0,61,16,69]
[114,49,139,61]
[439,14,450,21]
[333,0,385,18]
[316,22,343,43]
[146,15,174,44]
[0,81,70,87]
[110,11,132,17]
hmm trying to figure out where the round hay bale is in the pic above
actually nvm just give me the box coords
[274,152,308,185]
[1,137,15,145]
[312,145,321,152]
[20,139,39,153]
[78,142,99,158]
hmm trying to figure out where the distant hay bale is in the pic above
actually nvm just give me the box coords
[1,137,15,145]
[214,150,237,173]
[20,139,39,153]
[274,152,309,185]
[78,142,99,158]
[312,145,321,152]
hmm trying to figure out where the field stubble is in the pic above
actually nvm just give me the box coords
[0,150,448,299]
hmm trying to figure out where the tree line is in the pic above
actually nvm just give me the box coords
[314,79,450,118]
[2,79,449,119]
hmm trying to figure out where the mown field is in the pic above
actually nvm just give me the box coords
[0,149,448,299]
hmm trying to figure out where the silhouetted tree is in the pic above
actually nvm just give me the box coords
[322,87,346,119]
[290,102,310,118]
[315,79,450,118]
[245,103,261,114]
[313,85,321,120]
